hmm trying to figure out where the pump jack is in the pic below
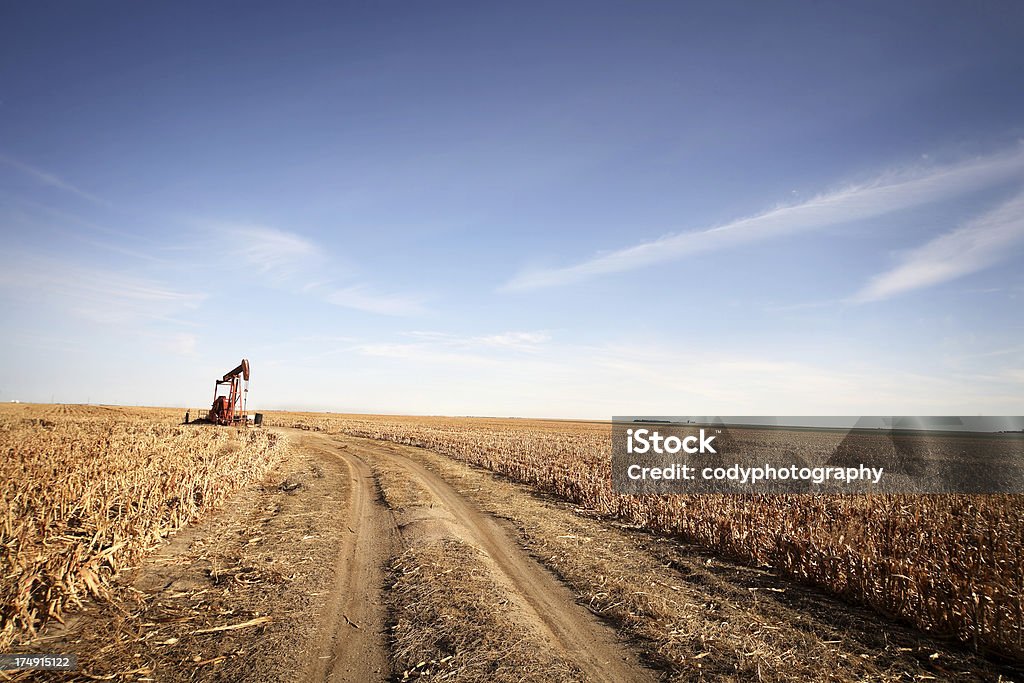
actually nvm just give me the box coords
[207,359,249,425]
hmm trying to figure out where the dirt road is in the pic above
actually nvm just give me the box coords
[304,433,656,683]
[300,440,395,683]
[37,429,1022,682]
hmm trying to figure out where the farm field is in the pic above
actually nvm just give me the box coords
[2,405,1022,681]
[265,412,1024,674]
[0,403,286,652]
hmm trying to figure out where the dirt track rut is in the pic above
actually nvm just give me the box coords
[301,441,396,683]
[304,431,656,683]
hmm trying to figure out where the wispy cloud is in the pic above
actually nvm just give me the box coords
[356,342,497,366]
[852,190,1024,302]
[228,224,320,277]
[212,223,427,316]
[403,330,550,350]
[0,153,111,207]
[356,329,551,363]
[502,146,1024,291]
[0,252,205,325]
[1,196,173,263]
[324,285,427,316]
[471,330,550,349]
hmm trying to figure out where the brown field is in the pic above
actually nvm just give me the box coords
[0,404,286,650]
[2,405,1022,681]
[266,412,1024,663]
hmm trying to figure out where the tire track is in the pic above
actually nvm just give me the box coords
[333,435,658,683]
[302,441,397,683]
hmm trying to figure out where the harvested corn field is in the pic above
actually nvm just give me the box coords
[266,412,1024,668]
[0,404,286,649]
[2,406,1022,682]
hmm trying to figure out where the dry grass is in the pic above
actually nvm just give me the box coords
[267,412,1024,664]
[0,404,287,649]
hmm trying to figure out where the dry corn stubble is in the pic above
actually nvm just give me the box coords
[0,404,287,649]
[372,456,585,683]
[267,412,1024,664]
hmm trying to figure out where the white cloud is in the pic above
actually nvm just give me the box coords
[356,342,497,366]
[470,331,550,349]
[228,224,320,276]
[354,329,551,364]
[503,146,1024,291]
[852,190,1024,302]
[325,285,427,316]
[403,329,550,350]
[0,252,205,325]
[208,223,427,316]
[0,154,111,207]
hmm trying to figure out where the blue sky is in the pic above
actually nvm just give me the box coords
[1,1,1023,417]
